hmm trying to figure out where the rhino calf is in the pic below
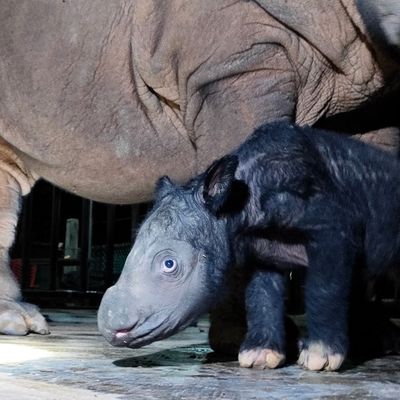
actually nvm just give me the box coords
[98,121,400,371]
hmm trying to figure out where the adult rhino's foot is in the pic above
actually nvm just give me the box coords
[0,299,49,335]
[239,348,286,369]
[298,341,345,371]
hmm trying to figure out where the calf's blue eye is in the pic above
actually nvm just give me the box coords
[164,259,175,269]
[161,257,178,273]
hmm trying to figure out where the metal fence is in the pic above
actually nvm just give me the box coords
[11,181,148,308]
[10,181,400,313]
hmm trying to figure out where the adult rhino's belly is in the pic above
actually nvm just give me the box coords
[11,132,197,204]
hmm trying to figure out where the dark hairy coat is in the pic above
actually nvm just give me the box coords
[99,121,400,371]
[176,121,400,368]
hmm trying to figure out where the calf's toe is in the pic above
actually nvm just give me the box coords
[298,341,345,371]
[239,348,285,369]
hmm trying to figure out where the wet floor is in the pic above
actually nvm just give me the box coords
[0,309,400,399]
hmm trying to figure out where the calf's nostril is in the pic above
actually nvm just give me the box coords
[112,329,133,345]
[114,322,138,339]
[115,329,130,339]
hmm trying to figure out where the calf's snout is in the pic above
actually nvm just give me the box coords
[97,284,140,345]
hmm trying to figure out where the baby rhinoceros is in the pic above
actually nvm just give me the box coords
[98,121,400,371]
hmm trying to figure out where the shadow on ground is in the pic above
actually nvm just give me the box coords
[113,345,236,368]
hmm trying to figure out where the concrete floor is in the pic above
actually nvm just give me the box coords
[0,310,400,399]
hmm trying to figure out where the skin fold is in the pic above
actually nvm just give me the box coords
[0,0,399,336]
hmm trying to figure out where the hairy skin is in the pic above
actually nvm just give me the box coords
[0,1,400,335]
[98,122,400,372]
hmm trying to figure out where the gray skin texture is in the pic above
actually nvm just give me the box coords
[98,175,308,349]
[0,0,400,335]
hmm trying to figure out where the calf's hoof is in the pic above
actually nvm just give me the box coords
[239,348,286,369]
[298,341,345,371]
[0,299,49,335]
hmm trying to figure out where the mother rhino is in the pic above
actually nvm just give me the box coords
[0,0,400,335]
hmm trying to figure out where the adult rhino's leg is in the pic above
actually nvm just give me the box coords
[0,143,49,335]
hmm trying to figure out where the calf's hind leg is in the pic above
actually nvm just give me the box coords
[298,221,356,371]
[0,146,49,335]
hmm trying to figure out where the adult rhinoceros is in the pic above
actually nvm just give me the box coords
[0,0,399,336]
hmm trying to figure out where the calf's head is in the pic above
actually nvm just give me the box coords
[98,156,246,348]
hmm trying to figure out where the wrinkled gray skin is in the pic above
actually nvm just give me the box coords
[0,0,400,335]
[98,218,230,349]
[98,172,308,349]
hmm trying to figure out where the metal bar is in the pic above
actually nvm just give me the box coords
[104,205,116,289]
[22,289,103,309]
[80,199,90,293]
[88,200,93,260]
[49,187,61,291]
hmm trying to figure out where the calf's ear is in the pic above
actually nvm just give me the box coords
[155,176,175,198]
[203,155,248,216]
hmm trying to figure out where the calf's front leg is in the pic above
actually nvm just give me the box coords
[259,189,355,371]
[239,269,286,369]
